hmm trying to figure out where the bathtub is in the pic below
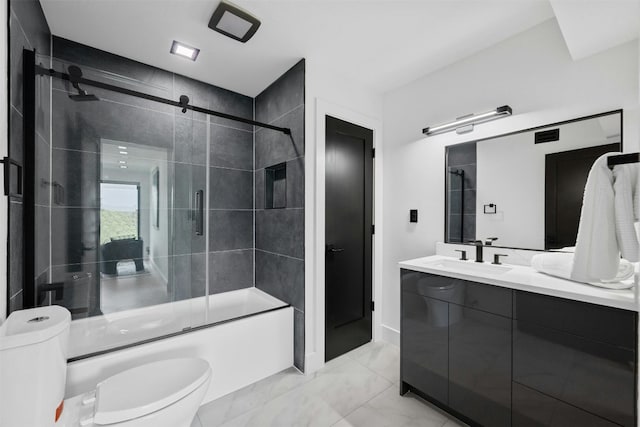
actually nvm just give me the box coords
[65,288,293,403]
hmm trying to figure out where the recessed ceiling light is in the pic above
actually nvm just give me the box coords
[120,165,128,169]
[208,0,261,43]
[119,151,128,155]
[119,160,126,164]
[170,40,200,61]
[118,145,127,150]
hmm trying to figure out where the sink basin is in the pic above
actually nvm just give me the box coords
[420,258,513,276]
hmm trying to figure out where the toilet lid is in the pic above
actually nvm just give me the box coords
[93,358,211,425]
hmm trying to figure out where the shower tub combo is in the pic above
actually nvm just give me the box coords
[18,46,300,405]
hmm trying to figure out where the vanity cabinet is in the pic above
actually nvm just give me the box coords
[400,269,638,427]
[513,291,637,427]
[400,269,513,427]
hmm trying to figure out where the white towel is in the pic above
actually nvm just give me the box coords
[613,164,640,262]
[532,253,634,289]
[571,153,621,282]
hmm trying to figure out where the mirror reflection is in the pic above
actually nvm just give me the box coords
[445,111,622,250]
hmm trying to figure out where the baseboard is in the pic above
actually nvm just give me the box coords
[381,324,400,347]
[304,351,324,375]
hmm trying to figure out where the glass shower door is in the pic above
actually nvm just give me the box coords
[30,54,206,357]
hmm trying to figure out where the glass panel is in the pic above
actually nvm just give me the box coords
[29,51,290,360]
[32,55,202,357]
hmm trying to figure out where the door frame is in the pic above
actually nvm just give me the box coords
[307,98,383,373]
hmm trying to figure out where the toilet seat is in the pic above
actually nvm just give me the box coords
[92,358,211,425]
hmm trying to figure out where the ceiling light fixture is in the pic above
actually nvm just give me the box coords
[423,105,513,136]
[170,40,200,61]
[208,0,261,43]
[118,145,127,150]
[119,151,128,155]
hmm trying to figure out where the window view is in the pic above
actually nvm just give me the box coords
[100,182,139,244]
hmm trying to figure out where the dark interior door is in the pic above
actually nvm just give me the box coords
[545,142,620,249]
[325,115,373,361]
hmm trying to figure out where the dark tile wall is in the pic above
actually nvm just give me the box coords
[255,60,306,370]
[446,142,477,243]
[8,0,51,314]
[49,37,254,313]
[9,27,306,371]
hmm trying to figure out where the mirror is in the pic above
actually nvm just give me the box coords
[445,110,622,250]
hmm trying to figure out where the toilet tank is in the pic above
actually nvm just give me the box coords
[0,305,71,427]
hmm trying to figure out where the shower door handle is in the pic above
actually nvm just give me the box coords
[195,190,204,236]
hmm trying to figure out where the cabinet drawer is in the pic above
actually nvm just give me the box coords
[513,320,635,426]
[512,382,620,427]
[401,269,512,317]
[514,290,636,349]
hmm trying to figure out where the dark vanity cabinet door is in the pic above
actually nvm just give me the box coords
[513,291,637,427]
[401,270,449,404]
[449,307,512,427]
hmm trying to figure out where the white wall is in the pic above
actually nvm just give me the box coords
[475,115,621,249]
[382,18,639,337]
[0,3,8,322]
[304,61,384,372]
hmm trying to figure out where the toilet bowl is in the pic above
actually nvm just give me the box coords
[0,306,211,427]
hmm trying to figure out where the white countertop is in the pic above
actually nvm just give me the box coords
[399,255,639,312]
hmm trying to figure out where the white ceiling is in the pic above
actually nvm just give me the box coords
[549,0,639,60]
[39,0,559,97]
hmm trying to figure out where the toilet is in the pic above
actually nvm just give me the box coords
[0,306,211,427]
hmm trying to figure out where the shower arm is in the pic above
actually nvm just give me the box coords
[34,65,292,136]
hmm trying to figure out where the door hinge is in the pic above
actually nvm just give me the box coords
[372,148,375,158]
[371,224,375,235]
[370,301,375,311]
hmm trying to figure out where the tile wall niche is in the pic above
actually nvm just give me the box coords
[254,60,306,370]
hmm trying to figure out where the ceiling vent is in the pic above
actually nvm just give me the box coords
[208,0,261,43]
[535,129,560,144]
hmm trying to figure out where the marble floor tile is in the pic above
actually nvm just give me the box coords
[347,341,400,383]
[218,385,343,427]
[198,342,465,427]
[305,357,394,417]
[340,387,448,427]
[198,367,314,426]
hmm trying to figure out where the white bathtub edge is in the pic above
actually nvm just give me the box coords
[66,306,294,404]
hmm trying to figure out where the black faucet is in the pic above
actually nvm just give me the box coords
[470,240,484,263]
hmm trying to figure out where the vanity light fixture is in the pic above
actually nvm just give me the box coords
[208,0,261,43]
[170,40,200,61]
[423,105,512,136]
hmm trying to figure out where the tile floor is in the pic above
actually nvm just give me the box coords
[192,341,468,427]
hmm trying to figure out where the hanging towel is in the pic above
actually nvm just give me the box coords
[532,253,634,289]
[571,153,621,283]
[613,164,640,262]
